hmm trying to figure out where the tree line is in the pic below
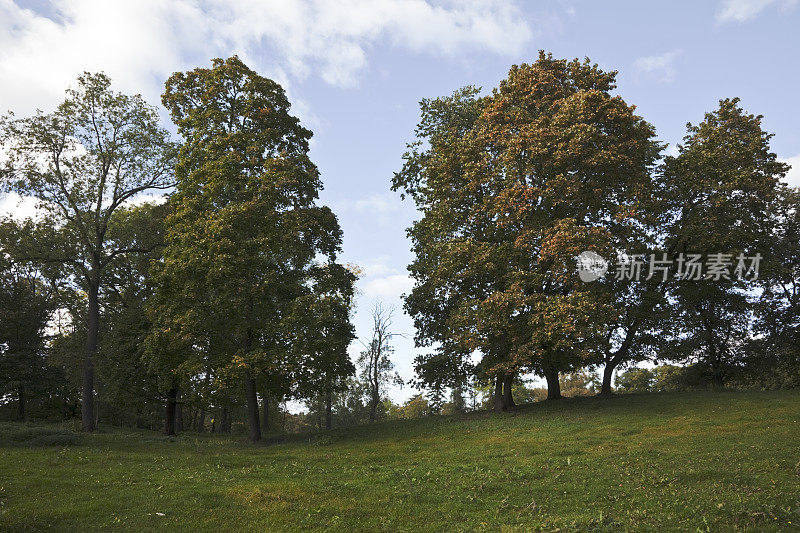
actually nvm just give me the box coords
[393,51,798,410]
[1,53,797,439]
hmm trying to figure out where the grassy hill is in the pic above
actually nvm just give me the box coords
[1,390,798,532]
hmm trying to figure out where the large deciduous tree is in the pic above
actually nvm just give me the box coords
[659,98,788,386]
[151,57,353,441]
[0,74,176,430]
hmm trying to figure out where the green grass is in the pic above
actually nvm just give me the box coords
[1,391,799,532]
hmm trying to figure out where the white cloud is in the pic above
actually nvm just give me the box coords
[783,154,800,188]
[0,0,210,114]
[0,0,533,220]
[360,259,397,278]
[362,273,414,300]
[125,192,169,207]
[335,193,405,213]
[0,192,43,221]
[633,50,680,84]
[665,144,680,158]
[0,0,533,116]
[331,192,417,225]
[351,256,414,301]
[716,0,798,23]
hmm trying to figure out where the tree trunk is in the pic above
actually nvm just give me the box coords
[369,353,379,423]
[175,391,183,433]
[243,304,261,441]
[261,394,269,433]
[502,373,516,409]
[165,387,178,436]
[600,360,615,395]
[710,359,725,388]
[709,343,725,388]
[245,374,261,442]
[82,281,100,432]
[544,368,562,400]
[197,409,206,433]
[493,375,505,412]
[600,331,634,395]
[325,388,332,430]
[368,398,376,424]
[224,407,231,433]
[452,383,465,413]
[18,385,26,420]
[220,407,230,434]
[368,390,379,424]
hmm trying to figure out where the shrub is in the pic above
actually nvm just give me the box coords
[0,425,81,447]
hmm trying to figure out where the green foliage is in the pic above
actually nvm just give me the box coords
[652,364,692,392]
[659,98,789,385]
[95,203,167,427]
[615,367,655,393]
[511,382,547,404]
[148,57,354,440]
[559,370,598,397]
[0,71,177,430]
[302,378,375,429]
[746,186,800,388]
[391,394,431,419]
[0,264,57,419]
[473,377,546,408]
[615,364,714,393]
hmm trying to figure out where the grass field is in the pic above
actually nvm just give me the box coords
[1,390,799,532]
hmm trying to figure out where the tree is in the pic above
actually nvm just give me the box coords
[151,57,351,441]
[615,367,655,393]
[0,73,176,430]
[659,98,788,386]
[444,382,467,414]
[358,303,402,423]
[745,185,800,388]
[593,275,672,395]
[652,365,690,392]
[392,86,492,407]
[304,376,374,428]
[393,394,431,419]
[290,263,357,430]
[94,203,167,429]
[0,262,56,419]
[559,370,598,397]
[394,53,659,403]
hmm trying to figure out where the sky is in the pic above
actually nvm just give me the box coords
[1,0,799,403]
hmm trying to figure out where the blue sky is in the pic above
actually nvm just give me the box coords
[2,0,799,402]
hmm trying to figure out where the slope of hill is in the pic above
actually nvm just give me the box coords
[1,390,798,531]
